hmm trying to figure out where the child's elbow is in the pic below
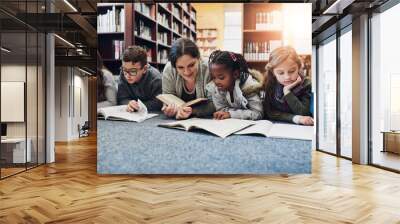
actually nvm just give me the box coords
[298,108,312,116]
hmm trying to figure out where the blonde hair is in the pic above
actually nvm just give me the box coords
[263,46,303,110]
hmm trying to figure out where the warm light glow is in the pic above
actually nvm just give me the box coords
[282,4,312,55]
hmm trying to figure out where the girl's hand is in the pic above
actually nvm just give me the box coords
[283,76,302,95]
[176,107,192,120]
[162,104,178,117]
[298,116,314,126]
[213,111,231,120]
[126,100,139,112]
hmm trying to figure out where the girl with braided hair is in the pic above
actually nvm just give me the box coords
[206,50,264,120]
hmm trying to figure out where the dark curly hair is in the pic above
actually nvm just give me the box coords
[208,50,249,85]
[122,45,147,67]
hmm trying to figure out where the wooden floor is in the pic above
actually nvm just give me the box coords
[1,135,400,223]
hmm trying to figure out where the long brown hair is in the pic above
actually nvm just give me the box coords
[263,46,303,104]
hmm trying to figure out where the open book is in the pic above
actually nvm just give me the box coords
[156,94,207,107]
[97,100,158,122]
[158,118,256,138]
[235,120,313,140]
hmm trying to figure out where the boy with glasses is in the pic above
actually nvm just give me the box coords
[117,46,162,112]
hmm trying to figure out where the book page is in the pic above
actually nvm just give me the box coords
[97,100,157,122]
[268,123,314,140]
[159,118,256,138]
[183,98,208,107]
[156,94,186,107]
[234,120,274,137]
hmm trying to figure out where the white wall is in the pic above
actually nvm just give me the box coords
[54,67,89,141]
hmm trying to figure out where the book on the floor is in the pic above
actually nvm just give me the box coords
[234,120,314,140]
[97,100,158,122]
[158,118,256,138]
[156,94,207,107]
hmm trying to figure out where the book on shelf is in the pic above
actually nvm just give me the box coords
[156,94,207,108]
[158,118,256,139]
[97,5,125,33]
[157,49,169,64]
[113,40,125,60]
[255,10,282,31]
[244,40,283,61]
[135,3,151,18]
[234,120,313,140]
[97,100,158,122]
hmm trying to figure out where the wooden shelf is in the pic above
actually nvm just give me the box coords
[172,30,181,37]
[157,23,171,32]
[135,11,156,24]
[135,35,156,45]
[183,23,191,31]
[242,3,283,73]
[172,14,183,23]
[157,42,171,48]
[158,4,171,14]
[183,9,190,18]
[98,3,196,72]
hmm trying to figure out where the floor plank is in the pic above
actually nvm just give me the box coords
[1,135,400,223]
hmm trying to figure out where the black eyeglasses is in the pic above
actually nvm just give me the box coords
[121,67,142,77]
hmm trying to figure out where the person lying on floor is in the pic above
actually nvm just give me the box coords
[117,46,162,112]
[262,46,313,126]
[205,50,264,120]
[162,38,215,119]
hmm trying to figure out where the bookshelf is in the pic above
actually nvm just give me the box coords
[196,28,218,60]
[242,3,284,73]
[97,3,125,74]
[97,3,197,74]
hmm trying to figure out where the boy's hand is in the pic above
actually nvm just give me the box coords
[162,104,178,117]
[283,76,302,95]
[298,116,314,126]
[126,100,139,112]
[213,111,231,120]
[176,107,192,120]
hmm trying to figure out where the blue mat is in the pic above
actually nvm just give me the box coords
[97,114,311,174]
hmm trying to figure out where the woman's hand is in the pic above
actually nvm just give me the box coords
[162,104,179,117]
[126,100,139,112]
[213,111,231,120]
[283,76,302,95]
[298,116,314,126]
[176,107,192,120]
